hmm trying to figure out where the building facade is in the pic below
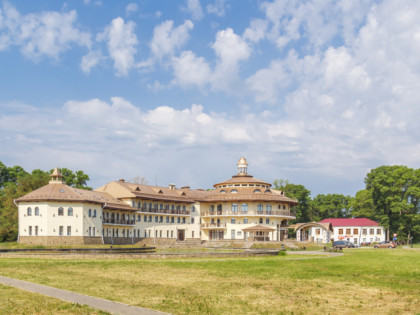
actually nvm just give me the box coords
[295,218,386,244]
[17,157,298,245]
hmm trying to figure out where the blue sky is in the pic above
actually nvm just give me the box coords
[1,0,419,196]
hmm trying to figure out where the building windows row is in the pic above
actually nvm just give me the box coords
[27,207,40,216]
[58,226,72,236]
[337,228,382,235]
[58,207,73,216]
[133,201,191,212]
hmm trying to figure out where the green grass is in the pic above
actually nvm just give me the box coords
[0,284,108,314]
[0,248,418,314]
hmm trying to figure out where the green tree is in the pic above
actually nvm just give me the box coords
[310,193,352,221]
[50,168,91,190]
[350,189,375,218]
[273,179,311,222]
[365,165,420,241]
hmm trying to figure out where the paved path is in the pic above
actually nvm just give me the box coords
[0,275,168,315]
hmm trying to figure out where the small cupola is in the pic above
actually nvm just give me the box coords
[49,167,64,184]
[237,156,248,175]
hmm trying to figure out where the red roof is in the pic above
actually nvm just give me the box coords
[319,218,379,227]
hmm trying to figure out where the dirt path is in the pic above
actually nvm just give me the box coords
[0,275,168,315]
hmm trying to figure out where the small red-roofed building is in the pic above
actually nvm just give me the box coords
[295,218,386,244]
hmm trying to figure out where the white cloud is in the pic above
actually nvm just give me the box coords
[171,50,211,88]
[185,0,203,21]
[80,49,103,73]
[211,28,251,92]
[150,20,194,60]
[243,19,268,43]
[97,17,138,76]
[0,2,91,60]
[206,0,227,17]
[126,3,138,16]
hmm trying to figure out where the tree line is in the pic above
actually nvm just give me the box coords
[275,165,420,242]
[0,162,91,242]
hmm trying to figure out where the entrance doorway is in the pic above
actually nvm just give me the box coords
[177,229,185,241]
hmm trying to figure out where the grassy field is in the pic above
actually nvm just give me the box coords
[0,284,107,314]
[0,248,419,314]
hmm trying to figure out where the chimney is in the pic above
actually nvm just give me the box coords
[119,179,125,183]
[181,186,190,190]
[169,183,176,190]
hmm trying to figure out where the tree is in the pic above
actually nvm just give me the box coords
[131,175,148,185]
[365,165,420,241]
[273,179,311,222]
[310,194,352,221]
[350,189,375,218]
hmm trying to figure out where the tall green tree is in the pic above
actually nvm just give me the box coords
[365,165,420,241]
[310,193,352,221]
[50,168,92,190]
[273,179,311,222]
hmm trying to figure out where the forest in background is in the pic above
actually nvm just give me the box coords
[0,162,419,242]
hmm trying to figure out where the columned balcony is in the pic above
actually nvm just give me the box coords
[102,218,135,226]
[201,223,227,229]
[137,207,190,216]
[201,210,295,217]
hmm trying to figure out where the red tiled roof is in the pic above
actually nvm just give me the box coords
[319,218,379,227]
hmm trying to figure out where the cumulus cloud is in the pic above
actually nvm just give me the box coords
[171,50,211,88]
[80,49,103,73]
[185,0,203,21]
[150,19,194,60]
[97,17,138,76]
[0,2,91,60]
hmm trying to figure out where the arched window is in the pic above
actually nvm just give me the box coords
[231,218,236,224]
[58,207,64,216]
[191,205,195,212]
[137,202,141,209]
[176,205,180,211]
[34,207,39,216]
[93,209,97,217]
[264,189,271,193]
[27,207,32,216]
[88,209,92,217]
[230,189,238,194]
[68,207,73,216]
[253,189,261,193]
[220,190,227,193]
[259,218,263,224]
[182,205,186,211]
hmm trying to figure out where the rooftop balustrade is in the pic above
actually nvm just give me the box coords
[201,210,295,217]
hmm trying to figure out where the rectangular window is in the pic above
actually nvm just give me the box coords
[59,226,64,236]
[244,218,248,224]
[159,230,162,238]
[354,229,359,234]
[346,228,351,234]
[363,229,367,235]
[231,204,238,213]
[35,226,38,236]
[137,215,141,222]
[177,217,181,224]
[171,231,174,238]
[68,208,73,216]
[171,217,174,223]
[144,230,147,237]
[58,208,64,216]
[191,205,195,212]
[316,229,320,235]
[257,204,263,214]
[148,215,152,222]
[376,229,381,235]
[167,230,169,238]
[144,215,147,221]
[34,207,39,216]
[191,217,195,224]
[155,216,158,223]
[67,226,71,236]
[339,229,344,235]
[160,216,163,223]
[241,203,248,213]
[192,231,195,238]
[182,217,185,224]
[266,204,272,213]
[370,229,374,235]
[28,226,32,236]
[166,216,169,223]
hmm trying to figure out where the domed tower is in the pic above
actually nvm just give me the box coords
[237,156,248,176]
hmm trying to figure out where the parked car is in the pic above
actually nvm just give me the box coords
[374,241,397,248]
[361,242,371,246]
[332,240,356,249]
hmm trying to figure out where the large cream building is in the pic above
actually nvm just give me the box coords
[17,157,298,245]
